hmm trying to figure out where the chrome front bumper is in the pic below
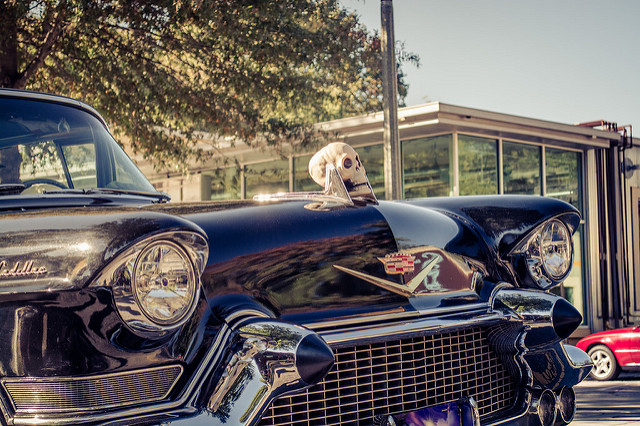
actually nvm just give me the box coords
[0,287,592,426]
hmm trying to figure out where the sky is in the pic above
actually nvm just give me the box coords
[340,0,640,129]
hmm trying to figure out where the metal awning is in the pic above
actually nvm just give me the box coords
[318,102,620,149]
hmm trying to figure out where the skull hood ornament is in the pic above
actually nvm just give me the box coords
[253,142,376,207]
[308,143,374,199]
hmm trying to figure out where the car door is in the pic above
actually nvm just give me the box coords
[626,326,640,365]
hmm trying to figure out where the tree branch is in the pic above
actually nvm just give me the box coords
[15,4,71,89]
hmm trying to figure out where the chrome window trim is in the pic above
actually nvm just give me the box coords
[0,89,108,128]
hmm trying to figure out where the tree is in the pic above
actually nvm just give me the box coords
[0,0,418,171]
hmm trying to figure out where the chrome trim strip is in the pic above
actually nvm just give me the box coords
[306,280,515,331]
[468,396,481,426]
[306,302,491,331]
[319,312,513,345]
[225,309,271,326]
[488,282,514,306]
[306,310,419,330]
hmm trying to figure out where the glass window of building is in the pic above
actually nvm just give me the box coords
[545,148,584,322]
[545,148,583,212]
[458,135,498,195]
[503,141,541,195]
[550,227,585,324]
[402,134,452,198]
[358,144,385,200]
[293,154,316,192]
[208,167,241,200]
[245,159,289,199]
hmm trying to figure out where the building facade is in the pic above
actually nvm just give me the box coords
[143,102,638,339]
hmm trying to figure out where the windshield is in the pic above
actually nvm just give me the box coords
[0,96,157,195]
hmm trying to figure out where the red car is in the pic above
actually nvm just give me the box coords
[576,327,640,380]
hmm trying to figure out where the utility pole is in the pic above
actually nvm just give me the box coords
[381,0,402,200]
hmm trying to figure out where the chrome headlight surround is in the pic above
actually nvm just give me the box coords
[509,218,573,290]
[92,231,208,336]
[132,240,198,326]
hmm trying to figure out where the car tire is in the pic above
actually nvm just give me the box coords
[587,345,620,381]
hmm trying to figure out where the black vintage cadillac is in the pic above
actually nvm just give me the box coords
[0,89,591,426]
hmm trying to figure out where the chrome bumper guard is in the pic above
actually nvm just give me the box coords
[206,319,334,425]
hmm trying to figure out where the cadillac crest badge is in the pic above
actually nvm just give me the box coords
[378,253,415,275]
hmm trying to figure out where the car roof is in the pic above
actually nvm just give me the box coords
[0,88,108,128]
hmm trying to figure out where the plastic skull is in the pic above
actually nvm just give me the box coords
[308,142,370,197]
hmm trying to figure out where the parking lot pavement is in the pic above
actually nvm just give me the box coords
[572,372,640,425]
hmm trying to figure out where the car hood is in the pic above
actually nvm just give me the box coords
[0,196,578,325]
[147,197,579,324]
[406,195,581,256]
[579,327,637,340]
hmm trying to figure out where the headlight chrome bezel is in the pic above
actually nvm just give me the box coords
[538,220,573,281]
[92,231,208,336]
[509,218,574,290]
[132,240,198,327]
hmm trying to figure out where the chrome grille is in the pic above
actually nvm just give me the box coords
[260,327,517,425]
[2,365,182,414]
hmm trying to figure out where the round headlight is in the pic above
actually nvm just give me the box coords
[539,220,572,280]
[133,241,197,326]
[509,217,575,290]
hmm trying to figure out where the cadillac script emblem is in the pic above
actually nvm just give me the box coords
[0,260,47,279]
